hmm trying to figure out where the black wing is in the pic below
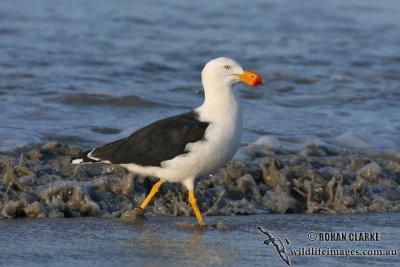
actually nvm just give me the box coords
[72,111,209,167]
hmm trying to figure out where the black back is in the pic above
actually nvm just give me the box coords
[89,111,209,167]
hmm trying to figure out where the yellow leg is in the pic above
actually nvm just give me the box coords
[188,189,206,226]
[139,180,164,209]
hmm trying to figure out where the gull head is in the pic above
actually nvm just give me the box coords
[201,57,263,88]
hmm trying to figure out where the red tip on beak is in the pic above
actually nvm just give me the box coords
[234,70,263,86]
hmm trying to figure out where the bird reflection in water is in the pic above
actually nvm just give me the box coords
[119,220,236,266]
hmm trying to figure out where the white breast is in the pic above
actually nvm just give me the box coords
[156,88,243,183]
[122,81,244,190]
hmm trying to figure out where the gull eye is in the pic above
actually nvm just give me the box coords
[223,65,231,70]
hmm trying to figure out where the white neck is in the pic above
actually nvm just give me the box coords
[196,80,242,124]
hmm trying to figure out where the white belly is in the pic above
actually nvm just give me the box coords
[122,86,243,188]
[158,118,242,181]
[120,117,242,185]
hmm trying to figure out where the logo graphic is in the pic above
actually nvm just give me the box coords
[257,226,291,266]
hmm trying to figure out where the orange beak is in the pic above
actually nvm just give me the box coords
[234,70,263,86]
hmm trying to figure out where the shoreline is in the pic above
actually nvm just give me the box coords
[1,140,399,220]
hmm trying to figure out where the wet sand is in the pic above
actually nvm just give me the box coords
[1,140,399,220]
[0,0,399,265]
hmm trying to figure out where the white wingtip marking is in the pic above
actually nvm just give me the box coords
[71,159,83,164]
[87,149,100,161]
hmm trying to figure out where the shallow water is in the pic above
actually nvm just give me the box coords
[0,0,399,152]
[1,1,399,266]
[0,213,399,267]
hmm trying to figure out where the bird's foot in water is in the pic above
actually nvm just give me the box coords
[174,221,208,230]
[120,207,145,224]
